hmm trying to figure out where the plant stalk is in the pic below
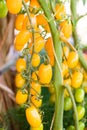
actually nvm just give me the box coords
[38,0,64,130]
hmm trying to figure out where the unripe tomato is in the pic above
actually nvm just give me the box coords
[31,53,40,67]
[30,123,43,130]
[67,125,75,130]
[31,96,42,108]
[77,106,85,121]
[0,0,8,18]
[64,97,72,111]
[79,121,85,130]
[15,14,25,31]
[15,90,28,105]
[26,106,41,127]
[67,51,79,69]
[71,71,83,89]
[15,73,25,88]
[14,30,32,51]
[55,3,66,20]
[6,0,22,14]
[75,88,85,103]
[60,20,72,38]
[30,82,41,96]
[38,63,52,84]
[16,58,26,72]
[83,81,87,93]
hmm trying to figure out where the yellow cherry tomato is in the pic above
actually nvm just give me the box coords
[38,63,52,84]
[6,0,22,14]
[55,3,66,20]
[30,82,41,96]
[62,46,69,58]
[16,58,26,72]
[14,30,32,51]
[62,61,68,77]
[31,71,38,81]
[67,51,79,69]
[30,123,43,130]
[26,106,41,127]
[15,14,25,31]
[31,53,40,67]
[15,90,28,105]
[60,20,72,39]
[15,73,25,88]
[71,71,83,89]
[31,96,42,108]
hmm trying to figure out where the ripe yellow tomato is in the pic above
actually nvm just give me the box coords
[38,63,52,84]
[34,35,45,53]
[30,0,40,9]
[30,123,43,130]
[36,14,50,32]
[60,20,72,39]
[62,46,69,58]
[26,106,41,127]
[67,51,79,69]
[62,61,68,77]
[55,3,66,20]
[14,30,32,51]
[45,38,54,66]
[22,14,37,30]
[31,53,40,67]
[71,71,83,89]
[15,90,28,105]
[31,71,38,81]
[16,58,26,72]
[15,73,25,88]
[30,82,41,96]
[6,0,22,14]
[31,96,42,108]
[15,14,25,31]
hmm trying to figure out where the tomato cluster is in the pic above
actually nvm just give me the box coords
[6,0,87,129]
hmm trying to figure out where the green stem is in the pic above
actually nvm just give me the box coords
[38,0,64,130]
[64,85,79,130]
[78,49,87,71]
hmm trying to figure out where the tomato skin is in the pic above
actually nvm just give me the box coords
[31,96,42,108]
[15,90,28,105]
[31,53,40,67]
[77,106,85,121]
[6,0,22,14]
[60,20,72,38]
[75,88,85,103]
[16,58,26,72]
[30,82,41,96]
[55,3,66,20]
[62,61,68,77]
[67,51,79,69]
[30,123,43,130]
[26,106,41,127]
[67,125,75,130]
[79,121,85,130]
[71,71,83,89]
[49,93,55,103]
[0,0,8,18]
[64,97,72,111]
[15,14,25,30]
[62,46,69,58]
[38,63,52,84]
[14,30,32,51]
[15,73,25,88]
